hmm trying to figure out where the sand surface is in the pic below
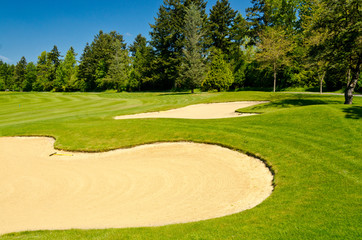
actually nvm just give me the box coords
[115,101,268,119]
[0,137,273,235]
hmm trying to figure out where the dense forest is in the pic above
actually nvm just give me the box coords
[0,0,360,103]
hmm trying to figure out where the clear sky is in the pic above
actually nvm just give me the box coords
[0,0,252,64]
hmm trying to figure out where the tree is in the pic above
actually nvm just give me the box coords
[312,0,361,104]
[150,0,184,89]
[230,13,249,87]
[302,0,330,94]
[55,47,78,91]
[47,45,61,89]
[246,0,272,45]
[150,0,207,90]
[102,46,131,91]
[202,49,234,91]
[34,51,50,91]
[129,34,153,91]
[255,26,294,92]
[246,0,300,44]
[23,62,37,91]
[78,31,127,91]
[0,60,14,90]
[13,56,27,91]
[207,0,237,55]
[179,3,206,92]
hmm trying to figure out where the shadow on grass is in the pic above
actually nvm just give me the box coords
[251,98,341,111]
[343,106,362,119]
[158,92,193,96]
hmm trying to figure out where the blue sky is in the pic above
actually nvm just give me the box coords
[0,0,252,64]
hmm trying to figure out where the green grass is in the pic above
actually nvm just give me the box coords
[0,91,361,239]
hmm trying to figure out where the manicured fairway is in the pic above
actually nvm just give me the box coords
[0,91,361,239]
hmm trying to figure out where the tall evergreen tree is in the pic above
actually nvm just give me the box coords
[179,3,206,92]
[150,0,185,89]
[47,45,61,89]
[102,45,131,91]
[78,31,127,91]
[0,60,6,90]
[55,47,78,91]
[13,56,27,91]
[246,0,300,44]
[23,62,37,91]
[202,49,234,91]
[207,0,237,55]
[0,60,14,90]
[129,34,148,57]
[150,0,207,90]
[129,34,154,91]
[34,51,50,91]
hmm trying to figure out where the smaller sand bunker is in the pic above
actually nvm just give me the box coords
[114,101,268,119]
[0,137,273,235]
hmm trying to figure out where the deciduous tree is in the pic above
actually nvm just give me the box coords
[312,0,361,104]
[256,26,294,92]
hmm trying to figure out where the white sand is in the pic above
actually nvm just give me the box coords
[0,137,273,235]
[114,101,268,119]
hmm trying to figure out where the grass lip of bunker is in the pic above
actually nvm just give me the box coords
[0,136,273,235]
[114,101,269,119]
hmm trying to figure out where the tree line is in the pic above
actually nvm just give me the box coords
[0,0,360,103]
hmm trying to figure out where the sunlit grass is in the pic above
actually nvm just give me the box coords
[0,91,361,239]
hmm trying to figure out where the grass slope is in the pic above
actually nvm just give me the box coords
[0,91,361,240]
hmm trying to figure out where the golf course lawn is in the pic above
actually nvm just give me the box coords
[0,91,361,239]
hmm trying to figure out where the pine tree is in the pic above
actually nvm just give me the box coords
[0,60,14,90]
[47,45,61,89]
[246,0,300,44]
[55,47,78,91]
[150,0,184,89]
[207,0,237,55]
[179,3,206,92]
[129,34,153,91]
[13,56,27,91]
[34,51,50,91]
[102,45,131,91]
[230,12,248,86]
[23,62,37,91]
[202,49,234,91]
[150,0,207,90]
[78,31,127,91]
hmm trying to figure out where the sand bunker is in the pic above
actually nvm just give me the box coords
[0,137,273,235]
[114,101,268,119]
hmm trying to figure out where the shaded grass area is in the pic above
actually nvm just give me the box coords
[0,91,361,240]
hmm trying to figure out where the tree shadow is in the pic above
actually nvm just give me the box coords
[158,92,193,96]
[343,106,362,119]
[251,99,341,111]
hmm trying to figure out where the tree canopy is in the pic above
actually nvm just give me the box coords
[3,0,360,103]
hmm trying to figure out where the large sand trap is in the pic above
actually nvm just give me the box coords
[114,101,268,119]
[0,137,273,235]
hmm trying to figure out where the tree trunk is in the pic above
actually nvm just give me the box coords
[344,65,360,104]
[347,68,351,86]
[273,63,277,93]
[320,72,325,94]
[191,88,194,94]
